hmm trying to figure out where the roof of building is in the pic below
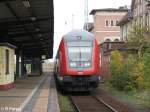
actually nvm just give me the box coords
[0,43,17,49]
[90,8,128,15]
[117,11,132,26]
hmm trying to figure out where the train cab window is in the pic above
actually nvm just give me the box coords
[68,47,92,61]
[67,41,93,69]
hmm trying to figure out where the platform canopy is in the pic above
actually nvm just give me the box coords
[0,0,54,59]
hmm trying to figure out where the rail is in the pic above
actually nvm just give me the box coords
[69,95,118,112]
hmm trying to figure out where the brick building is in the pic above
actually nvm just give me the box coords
[90,8,128,44]
[88,8,128,77]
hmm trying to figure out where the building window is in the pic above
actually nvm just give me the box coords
[6,49,9,74]
[105,38,111,42]
[105,20,109,26]
[116,20,119,25]
[114,39,119,42]
[111,20,114,26]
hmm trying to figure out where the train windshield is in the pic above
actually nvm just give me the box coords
[67,41,93,69]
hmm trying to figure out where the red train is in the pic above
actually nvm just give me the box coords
[54,30,100,91]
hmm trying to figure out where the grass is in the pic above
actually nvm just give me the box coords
[101,81,150,108]
[58,92,74,112]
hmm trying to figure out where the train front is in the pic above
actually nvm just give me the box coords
[59,30,100,91]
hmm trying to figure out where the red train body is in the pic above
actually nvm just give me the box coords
[54,30,100,91]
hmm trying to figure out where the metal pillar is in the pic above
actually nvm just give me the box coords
[31,58,34,74]
[20,50,24,76]
[39,57,43,75]
[15,51,19,78]
[31,58,42,76]
[39,62,42,75]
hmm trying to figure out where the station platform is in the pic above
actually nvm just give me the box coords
[0,73,60,112]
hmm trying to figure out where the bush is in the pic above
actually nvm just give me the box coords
[130,61,146,90]
[111,74,136,92]
[109,52,146,92]
[142,53,150,89]
[110,50,123,77]
[109,52,135,92]
[110,55,137,92]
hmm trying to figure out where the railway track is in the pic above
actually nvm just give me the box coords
[69,95,118,112]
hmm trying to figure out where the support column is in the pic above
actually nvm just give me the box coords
[39,58,43,75]
[30,58,42,76]
[19,50,24,77]
[31,58,35,74]
[16,52,19,78]
[39,62,42,75]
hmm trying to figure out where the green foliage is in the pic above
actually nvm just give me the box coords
[128,25,147,44]
[142,53,150,89]
[130,61,146,90]
[109,24,150,92]
[114,54,140,92]
[109,51,150,92]
[143,53,150,75]
[110,51,136,92]
[128,25,150,58]
[109,25,150,92]
[58,93,74,112]
[104,82,150,108]
[110,74,136,92]
[123,55,136,74]
[110,50,123,77]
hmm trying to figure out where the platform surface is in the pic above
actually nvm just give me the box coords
[0,73,60,112]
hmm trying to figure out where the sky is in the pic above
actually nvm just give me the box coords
[53,0,131,58]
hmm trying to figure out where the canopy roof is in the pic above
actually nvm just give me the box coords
[0,0,54,59]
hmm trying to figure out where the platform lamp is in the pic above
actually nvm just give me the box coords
[22,0,30,8]
[35,28,40,32]
[38,33,42,38]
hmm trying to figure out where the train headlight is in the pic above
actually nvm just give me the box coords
[70,62,76,67]
[58,76,63,81]
[84,62,90,67]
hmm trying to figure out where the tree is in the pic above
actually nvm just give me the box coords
[128,25,150,58]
